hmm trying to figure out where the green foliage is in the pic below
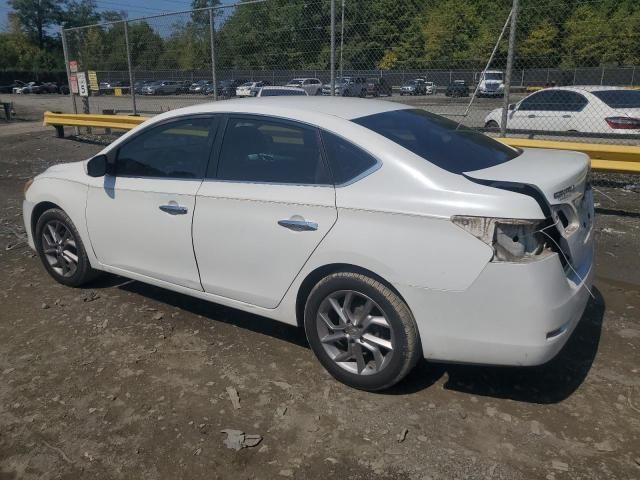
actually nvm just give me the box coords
[1,0,639,74]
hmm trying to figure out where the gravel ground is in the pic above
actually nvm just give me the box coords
[1,123,639,479]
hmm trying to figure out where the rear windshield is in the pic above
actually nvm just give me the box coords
[261,89,306,96]
[352,109,520,174]
[591,90,640,109]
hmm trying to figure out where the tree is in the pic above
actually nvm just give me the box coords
[62,0,101,29]
[7,0,64,48]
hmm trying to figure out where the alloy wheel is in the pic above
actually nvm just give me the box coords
[41,220,79,278]
[316,290,394,375]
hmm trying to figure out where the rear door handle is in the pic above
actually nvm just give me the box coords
[278,219,318,232]
[159,204,188,215]
[527,114,537,118]
[562,114,571,118]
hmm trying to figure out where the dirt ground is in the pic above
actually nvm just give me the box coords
[1,122,639,480]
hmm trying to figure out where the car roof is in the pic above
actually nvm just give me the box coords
[542,85,629,93]
[150,97,411,123]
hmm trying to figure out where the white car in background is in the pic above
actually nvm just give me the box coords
[485,86,640,133]
[256,86,307,97]
[477,70,505,97]
[23,97,593,391]
[424,81,436,95]
[285,78,323,95]
[236,81,267,97]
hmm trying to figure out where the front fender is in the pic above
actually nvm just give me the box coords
[25,178,97,268]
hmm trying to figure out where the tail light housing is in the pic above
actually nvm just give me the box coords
[452,216,554,263]
[605,116,640,129]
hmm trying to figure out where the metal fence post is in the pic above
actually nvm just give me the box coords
[339,0,345,79]
[209,8,218,101]
[123,21,137,115]
[500,0,519,138]
[60,27,78,116]
[330,0,336,95]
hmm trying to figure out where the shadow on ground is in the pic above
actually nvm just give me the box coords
[92,275,604,405]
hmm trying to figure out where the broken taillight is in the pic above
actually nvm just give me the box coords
[605,116,640,129]
[451,216,554,263]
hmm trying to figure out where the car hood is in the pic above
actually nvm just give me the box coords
[464,147,590,207]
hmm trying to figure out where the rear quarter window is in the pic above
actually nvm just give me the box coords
[352,109,519,174]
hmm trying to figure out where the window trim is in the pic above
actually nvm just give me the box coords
[208,113,334,187]
[112,113,221,180]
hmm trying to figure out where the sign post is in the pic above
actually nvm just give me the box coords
[76,72,91,133]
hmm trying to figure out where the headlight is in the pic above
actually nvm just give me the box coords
[24,178,34,195]
[452,216,554,262]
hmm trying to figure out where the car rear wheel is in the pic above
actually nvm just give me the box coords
[35,208,100,287]
[485,120,499,130]
[304,272,421,391]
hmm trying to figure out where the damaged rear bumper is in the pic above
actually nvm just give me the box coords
[399,250,594,366]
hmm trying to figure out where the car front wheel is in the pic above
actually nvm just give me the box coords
[304,272,421,391]
[35,208,100,287]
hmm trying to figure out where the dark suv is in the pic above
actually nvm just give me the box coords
[206,79,245,97]
[366,77,392,97]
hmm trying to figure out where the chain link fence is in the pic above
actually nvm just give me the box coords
[60,0,640,143]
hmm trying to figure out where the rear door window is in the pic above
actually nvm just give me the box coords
[353,108,519,174]
[215,116,331,185]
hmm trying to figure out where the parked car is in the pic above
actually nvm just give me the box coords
[399,79,426,96]
[16,81,45,94]
[189,80,213,94]
[23,97,594,391]
[477,70,504,98]
[424,81,436,95]
[236,81,270,97]
[286,78,323,96]
[365,77,392,97]
[177,80,192,94]
[445,80,470,97]
[256,86,307,97]
[321,77,368,97]
[0,80,26,93]
[206,79,245,98]
[134,80,153,94]
[484,86,640,134]
[141,81,180,95]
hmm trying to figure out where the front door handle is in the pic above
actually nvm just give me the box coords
[562,114,571,118]
[159,203,188,215]
[278,219,318,232]
[527,114,537,118]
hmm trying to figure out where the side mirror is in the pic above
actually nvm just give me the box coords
[508,103,516,111]
[87,154,111,177]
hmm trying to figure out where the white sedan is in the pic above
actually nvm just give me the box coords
[23,98,594,391]
[485,86,640,134]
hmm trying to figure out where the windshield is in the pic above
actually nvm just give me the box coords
[592,90,640,109]
[288,79,303,85]
[404,81,416,86]
[484,72,503,81]
[150,81,162,86]
[240,82,254,87]
[353,109,520,174]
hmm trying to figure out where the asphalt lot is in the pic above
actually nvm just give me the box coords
[1,92,519,129]
[1,122,639,479]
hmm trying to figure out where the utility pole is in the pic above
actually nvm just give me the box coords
[500,0,519,137]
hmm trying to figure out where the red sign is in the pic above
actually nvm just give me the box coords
[69,61,78,73]
[69,74,79,94]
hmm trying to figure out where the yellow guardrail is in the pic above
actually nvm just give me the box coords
[499,138,640,174]
[43,111,640,174]
[43,111,146,133]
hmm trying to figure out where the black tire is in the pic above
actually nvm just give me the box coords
[35,208,101,287]
[304,272,421,391]
[485,120,499,130]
